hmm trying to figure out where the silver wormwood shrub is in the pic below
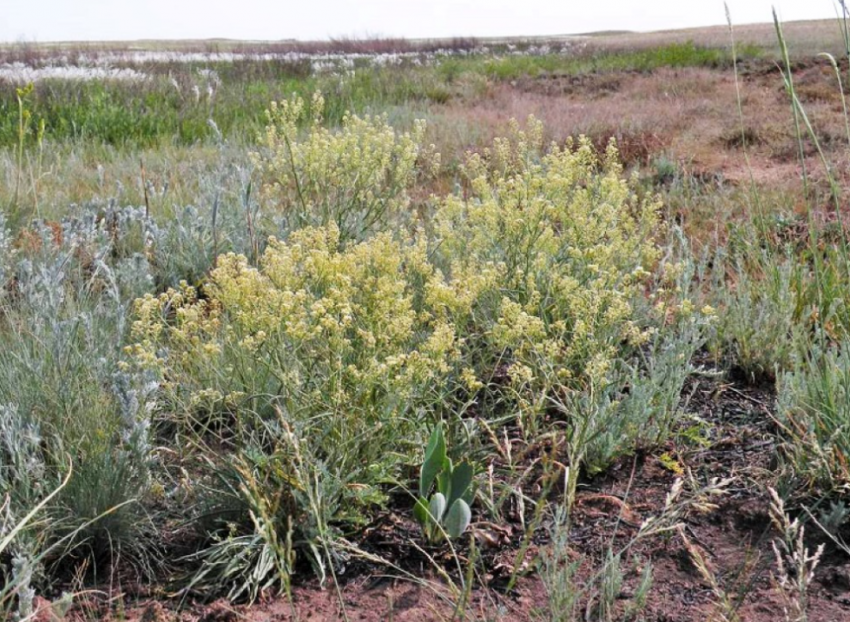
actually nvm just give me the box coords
[0,404,45,622]
[0,403,46,504]
[10,554,35,621]
[111,369,158,461]
[0,212,11,294]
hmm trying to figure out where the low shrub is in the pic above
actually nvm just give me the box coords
[0,213,158,593]
[129,225,469,596]
[777,340,850,490]
[431,119,710,475]
[126,111,709,598]
[253,93,433,241]
[707,250,804,382]
[432,119,661,389]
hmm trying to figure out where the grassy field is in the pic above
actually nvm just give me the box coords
[3,14,850,622]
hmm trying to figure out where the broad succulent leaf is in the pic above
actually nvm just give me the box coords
[448,461,473,508]
[428,492,447,523]
[445,499,472,539]
[413,496,429,526]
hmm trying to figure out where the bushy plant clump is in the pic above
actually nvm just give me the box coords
[431,119,710,471]
[433,119,661,387]
[119,97,708,597]
[130,227,465,505]
[128,223,472,595]
[706,250,804,382]
[777,342,850,490]
[253,92,433,240]
[0,210,162,617]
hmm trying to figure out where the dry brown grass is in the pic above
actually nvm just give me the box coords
[427,60,849,184]
[415,55,850,248]
[584,19,846,58]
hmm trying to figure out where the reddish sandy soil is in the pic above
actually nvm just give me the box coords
[47,373,850,622]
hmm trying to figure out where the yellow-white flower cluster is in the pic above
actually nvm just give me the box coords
[253,93,430,240]
[433,118,663,388]
[130,225,464,414]
[130,111,693,436]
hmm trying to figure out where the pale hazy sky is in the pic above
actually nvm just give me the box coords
[0,0,842,43]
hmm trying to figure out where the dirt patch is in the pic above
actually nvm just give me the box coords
[51,371,850,622]
[429,61,849,189]
[582,374,850,622]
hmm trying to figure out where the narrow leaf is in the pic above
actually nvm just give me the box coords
[419,426,446,497]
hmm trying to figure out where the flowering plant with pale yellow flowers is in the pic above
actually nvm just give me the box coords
[125,108,714,594]
[128,224,473,528]
[253,93,433,241]
[432,119,662,403]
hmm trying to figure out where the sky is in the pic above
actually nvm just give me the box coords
[0,0,843,43]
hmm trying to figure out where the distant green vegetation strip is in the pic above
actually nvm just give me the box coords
[0,42,762,149]
[438,41,762,81]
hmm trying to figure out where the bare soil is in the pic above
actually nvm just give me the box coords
[48,370,850,622]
